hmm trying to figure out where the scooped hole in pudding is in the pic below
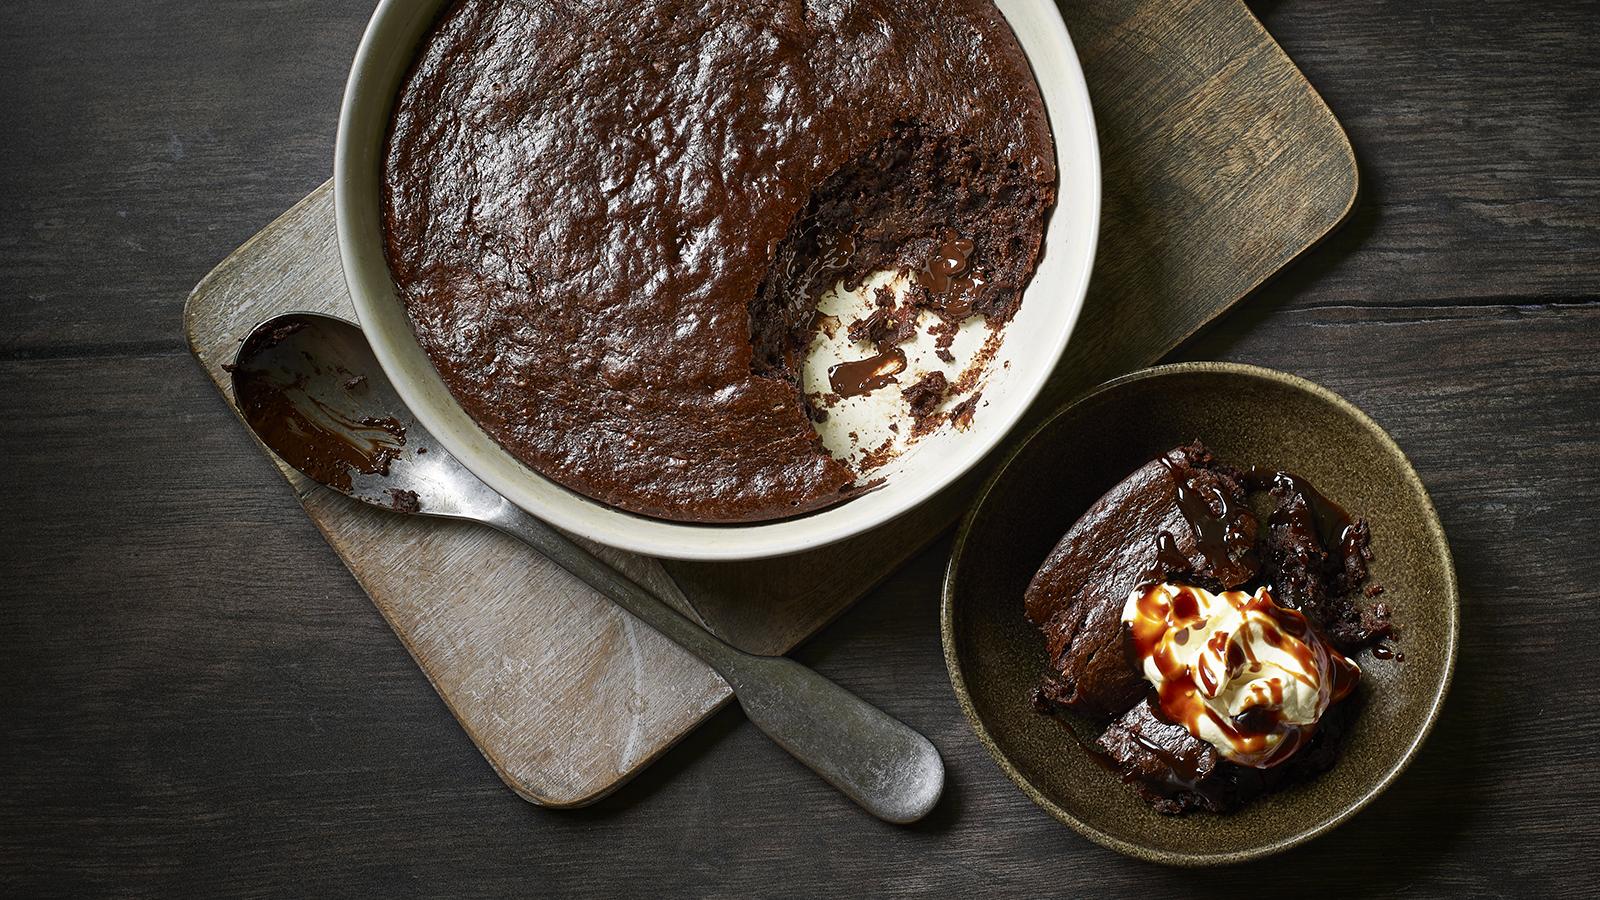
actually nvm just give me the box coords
[747,120,1053,473]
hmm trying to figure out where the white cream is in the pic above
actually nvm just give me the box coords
[1122,582,1359,767]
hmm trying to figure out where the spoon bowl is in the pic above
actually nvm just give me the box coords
[231,312,505,523]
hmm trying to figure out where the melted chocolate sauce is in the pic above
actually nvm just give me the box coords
[1159,456,1259,587]
[915,229,986,318]
[828,347,907,398]
[786,230,858,304]
[1124,728,1225,805]
[1138,530,1192,588]
[232,344,407,492]
[1247,467,1365,568]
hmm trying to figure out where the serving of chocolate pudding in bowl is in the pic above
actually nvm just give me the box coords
[335,0,1100,558]
[941,363,1458,865]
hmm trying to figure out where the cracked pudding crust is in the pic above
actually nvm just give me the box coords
[382,0,1056,522]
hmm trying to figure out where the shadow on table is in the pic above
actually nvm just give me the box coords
[555,702,746,820]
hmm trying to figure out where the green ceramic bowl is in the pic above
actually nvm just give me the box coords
[941,362,1457,866]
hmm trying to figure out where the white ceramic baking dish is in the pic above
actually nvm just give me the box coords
[334,0,1100,560]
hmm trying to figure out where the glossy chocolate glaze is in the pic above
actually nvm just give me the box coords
[383,0,1056,522]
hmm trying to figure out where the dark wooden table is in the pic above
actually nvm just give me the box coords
[4,1,1597,895]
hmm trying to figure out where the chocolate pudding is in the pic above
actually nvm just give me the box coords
[382,0,1056,522]
[1026,442,1393,814]
[1024,444,1261,719]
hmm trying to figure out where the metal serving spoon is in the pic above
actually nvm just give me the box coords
[229,312,943,824]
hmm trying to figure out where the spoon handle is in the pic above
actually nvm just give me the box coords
[482,501,943,823]
[483,500,738,668]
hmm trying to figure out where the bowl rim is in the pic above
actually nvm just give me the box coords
[939,361,1460,866]
[332,0,1102,561]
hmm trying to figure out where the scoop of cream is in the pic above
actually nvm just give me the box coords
[1122,582,1359,768]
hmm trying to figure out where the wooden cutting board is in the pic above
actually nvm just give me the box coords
[184,0,1356,807]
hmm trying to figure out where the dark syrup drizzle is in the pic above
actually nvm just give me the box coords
[1158,456,1259,587]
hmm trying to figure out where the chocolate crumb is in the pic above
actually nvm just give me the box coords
[848,307,893,345]
[384,488,422,514]
[903,281,933,310]
[859,437,899,469]
[873,301,919,350]
[1030,686,1053,714]
[950,392,981,430]
[901,371,948,419]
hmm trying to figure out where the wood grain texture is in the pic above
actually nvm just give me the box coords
[180,0,1359,807]
[5,311,1597,896]
[1241,0,1600,309]
[4,0,1599,895]
[1031,0,1358,409]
